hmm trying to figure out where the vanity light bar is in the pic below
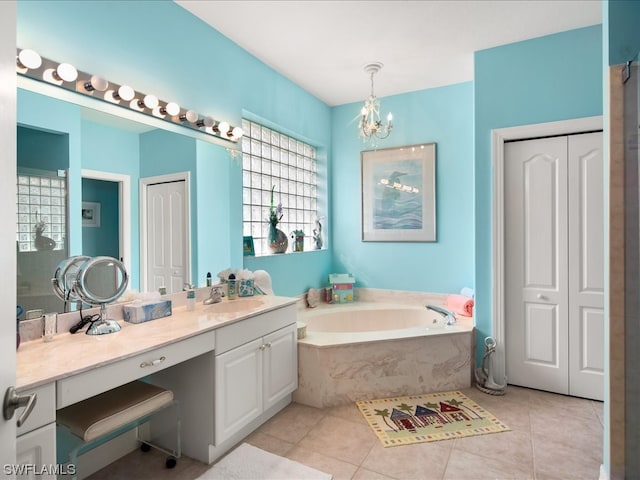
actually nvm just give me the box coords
[15,48,243,143]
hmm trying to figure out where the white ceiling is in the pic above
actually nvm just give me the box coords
[175,0,602,107]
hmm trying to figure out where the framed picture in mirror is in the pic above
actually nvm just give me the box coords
[82,201,101,228]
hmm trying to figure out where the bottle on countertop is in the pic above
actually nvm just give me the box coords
[206,272,212,287]
[186,289,196,311]
[227,273,237,300]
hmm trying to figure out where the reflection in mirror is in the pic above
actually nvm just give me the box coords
[17,86,234,317]
[16,125,70,318]
[77,256,128,335]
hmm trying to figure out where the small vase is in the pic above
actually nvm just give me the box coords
[268,225,288,254]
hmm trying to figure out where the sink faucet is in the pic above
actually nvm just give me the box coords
[203,287,224,305]
[426,304,457,326]
[183,282,194,291]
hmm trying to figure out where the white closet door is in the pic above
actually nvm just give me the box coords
[567,132,604,400]
[146,180,188,293]
[505,136,569,394]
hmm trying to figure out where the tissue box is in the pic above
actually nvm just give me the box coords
[124,300,172,324]
[328,273,355,303]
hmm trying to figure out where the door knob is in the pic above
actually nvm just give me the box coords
[3,387,37,427]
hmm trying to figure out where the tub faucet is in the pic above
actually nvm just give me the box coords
[426,304,457,326]
[203,287,224,305]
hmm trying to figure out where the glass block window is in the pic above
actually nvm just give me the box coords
[241,119,318,256]
[16,174,67,252]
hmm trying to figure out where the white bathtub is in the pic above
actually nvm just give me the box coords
[299,302,471,347]
[294,302,474,408]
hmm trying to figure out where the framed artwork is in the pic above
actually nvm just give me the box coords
[81,201,101,228]
[361,143,436,242]
[243,235,255,256]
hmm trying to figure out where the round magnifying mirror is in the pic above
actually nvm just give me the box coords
[74,256,129,335]
[51,256,91,308]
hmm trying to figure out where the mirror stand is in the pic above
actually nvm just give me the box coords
[86,302,121,335]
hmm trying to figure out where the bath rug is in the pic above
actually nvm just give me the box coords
[197,443,332,479]
[357,390,510,447]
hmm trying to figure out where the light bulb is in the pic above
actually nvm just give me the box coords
[137,94,158,110]
[160,102,180,116]
[217,121,230,135]
[17,49,42,70]
[196,116,214,128]
[180,110,198,123]
[231,126,244,139]
[361,106,368,116]
[83,75,108,92]
[387,112,393,123]
[55,63,78,82]
[115,85,135,101]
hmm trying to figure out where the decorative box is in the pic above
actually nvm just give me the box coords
[124,300,172,324]
[239,279,254,297]
[328,273,355,303]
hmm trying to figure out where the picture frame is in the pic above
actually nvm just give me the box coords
[361,143,436,242]
[81,201,101,228]
[242,235,255,256]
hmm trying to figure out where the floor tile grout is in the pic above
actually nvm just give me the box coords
[88,386,603,480]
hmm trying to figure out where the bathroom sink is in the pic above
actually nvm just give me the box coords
[206,298,264,314]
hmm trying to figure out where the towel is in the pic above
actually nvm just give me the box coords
[446,294,474,317]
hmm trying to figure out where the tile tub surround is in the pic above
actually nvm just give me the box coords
[294,296,474,408]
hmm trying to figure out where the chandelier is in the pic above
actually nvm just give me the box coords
[358,62,393,141]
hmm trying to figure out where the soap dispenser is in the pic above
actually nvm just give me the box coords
[227,273,237,300]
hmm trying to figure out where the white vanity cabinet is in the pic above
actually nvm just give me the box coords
[16,383,57,480]
[215,322,297,444]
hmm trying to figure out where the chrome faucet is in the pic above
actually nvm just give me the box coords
[426,304,457,326]
[203,286,224,305]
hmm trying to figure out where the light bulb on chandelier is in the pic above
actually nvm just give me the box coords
[358,62,393,141]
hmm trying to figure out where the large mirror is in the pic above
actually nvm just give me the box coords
[16,85,237,317]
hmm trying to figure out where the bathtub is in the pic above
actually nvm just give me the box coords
[294,302,474,408]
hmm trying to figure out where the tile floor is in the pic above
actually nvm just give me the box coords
[88,386,603,480]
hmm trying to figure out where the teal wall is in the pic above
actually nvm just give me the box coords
[81,178,119,259]
[330,82,474,293]
[608,0,640,65]
[17,0,332,296]
[17,126,68,172]
[473,25,603,360]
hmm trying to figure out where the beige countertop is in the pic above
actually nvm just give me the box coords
[16,295,298,391]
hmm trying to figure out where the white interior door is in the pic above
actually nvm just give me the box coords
[146,179,188,293]
[505,136,569,394]
[505,132,604,400]
[0,0,17,467]
[567,133,604,400]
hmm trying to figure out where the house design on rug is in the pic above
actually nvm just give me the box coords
[390,402,472,432]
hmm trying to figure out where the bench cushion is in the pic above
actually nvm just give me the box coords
[57,381,173,442]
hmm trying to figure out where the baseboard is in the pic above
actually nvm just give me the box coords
[76,429,138,480]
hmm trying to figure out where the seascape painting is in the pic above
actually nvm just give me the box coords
[361,143,436,242]
[372,158,423,230]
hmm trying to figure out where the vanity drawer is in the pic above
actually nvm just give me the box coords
[56,329,216,408]
[16,382,56,436]
[215,304,296,355]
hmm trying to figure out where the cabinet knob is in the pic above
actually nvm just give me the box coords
[537,294,547,300]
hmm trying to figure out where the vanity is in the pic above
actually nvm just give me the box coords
[15,295,298,476]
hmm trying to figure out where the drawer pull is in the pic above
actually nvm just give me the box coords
[259,343,272,351]
[140,356,166,368]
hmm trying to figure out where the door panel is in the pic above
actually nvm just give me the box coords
[146,180,187,294]
[505,136,569,394]
[568,132,604,400]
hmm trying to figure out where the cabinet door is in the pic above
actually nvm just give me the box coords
[263,324,298,411]
[16,423,57,479]
[215,338,263,444]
